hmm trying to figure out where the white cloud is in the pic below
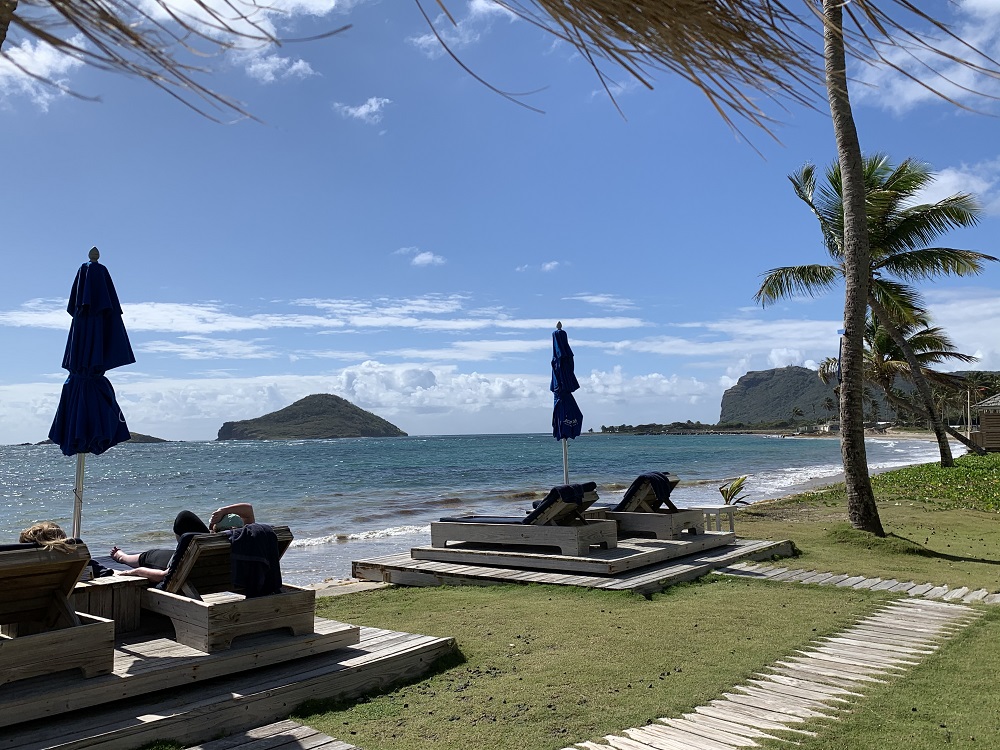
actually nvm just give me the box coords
[915,159,1000,215]
[767,348,805,368]
[139,336,279,360]
[541,261,560,272]
[408,0,517,58]
[853,2,1000,114]
[566,293,635,311]
[0,35,86,111]
[411,251,446,266]
[333,96,392,124]
[244,54,316,83]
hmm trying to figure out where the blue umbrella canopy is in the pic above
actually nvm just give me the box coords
[551,323,582,483]
[48,247,135,537]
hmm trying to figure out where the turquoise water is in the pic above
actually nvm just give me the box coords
[0,433,944,583]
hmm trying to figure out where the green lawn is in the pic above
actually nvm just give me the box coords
[311,580,885,750]
[297,452,1000,750]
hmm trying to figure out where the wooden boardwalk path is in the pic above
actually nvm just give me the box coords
[562,598,981,750]
[184,719,360,750]
[717,561,1000,604]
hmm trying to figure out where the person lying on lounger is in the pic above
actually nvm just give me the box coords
[19,521,114,577]
[110,502,255,582]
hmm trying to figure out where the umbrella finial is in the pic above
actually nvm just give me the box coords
[89,246,100,262]
[556,321,562,330]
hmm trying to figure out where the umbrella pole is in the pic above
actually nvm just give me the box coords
[72,453,85,539]
[562,438,569,485]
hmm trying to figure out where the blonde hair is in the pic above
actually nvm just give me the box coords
[19,522,75,553]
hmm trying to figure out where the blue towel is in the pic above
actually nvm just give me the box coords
[614,472,679,512]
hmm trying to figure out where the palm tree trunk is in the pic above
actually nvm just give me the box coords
[868,295,955,466]
[881,389,986,456]
[0,0,16,48]
[823,1,884,536]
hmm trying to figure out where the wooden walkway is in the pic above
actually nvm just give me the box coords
[184,719,359,750]
[562,598,982,750]
[718,561,1000,603]
[1,625,454,750]
[354,538,794,597]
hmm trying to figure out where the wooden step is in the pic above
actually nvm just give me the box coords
[1,626,455,750]
[0,617,361,729]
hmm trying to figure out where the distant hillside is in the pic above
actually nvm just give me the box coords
[129,432,168,443]
[217,394,407,441]
[719,366,839,425]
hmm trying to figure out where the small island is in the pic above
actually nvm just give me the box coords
[217,394,407,441]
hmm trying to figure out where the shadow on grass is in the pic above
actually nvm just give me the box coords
[826,523,1000,566]
[291,648,467,719]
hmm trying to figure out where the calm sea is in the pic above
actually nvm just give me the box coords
[0,433,944,584]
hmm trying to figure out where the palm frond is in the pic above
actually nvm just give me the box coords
[877,248,999,281]
[754,264,840,305]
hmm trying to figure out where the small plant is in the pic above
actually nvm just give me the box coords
[719,475,751,505]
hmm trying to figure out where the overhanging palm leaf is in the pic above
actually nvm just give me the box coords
[877,248,997,280]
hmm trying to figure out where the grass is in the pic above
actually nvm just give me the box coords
[736,452,1000,592]
[309,581,884,750]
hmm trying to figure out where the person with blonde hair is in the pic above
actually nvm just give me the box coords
[19,521,75,552]
[18,521,114,577]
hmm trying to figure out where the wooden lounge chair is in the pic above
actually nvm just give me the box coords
[597,472,705,539]
[0,542,114,685]
[140,524,316,653]
[430,482,618,556]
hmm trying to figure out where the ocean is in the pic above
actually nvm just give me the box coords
[0,433,945,585]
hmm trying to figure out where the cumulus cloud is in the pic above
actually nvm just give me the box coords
[853,2,1000,114]
[0,35,85,110]
[411,251,446,266]
[333,96,392,124]
[244,54,316,83]
[408,0,517,58]
[541,261,560,272]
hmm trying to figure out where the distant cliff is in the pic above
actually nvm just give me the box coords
[719,366,838,425]
[217,394,407,441]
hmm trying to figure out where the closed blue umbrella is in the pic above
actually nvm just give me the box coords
[48,247,135,538]
[551,322,582,484]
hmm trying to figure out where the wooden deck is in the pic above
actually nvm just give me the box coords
[1,624,455,750]
[355,538,794,596]
[411,531,736,575]
[0,616,361,729]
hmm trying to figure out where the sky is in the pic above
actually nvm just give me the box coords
[3,0,1000,444]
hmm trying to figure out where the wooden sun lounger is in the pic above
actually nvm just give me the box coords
[431,484,618,556]
[0,543,114,685]
[140,525,316,653]
[591,472,706,540]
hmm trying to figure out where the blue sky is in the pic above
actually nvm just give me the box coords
[2,0,1000,443]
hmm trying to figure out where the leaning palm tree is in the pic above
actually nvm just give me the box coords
[818,312,985,456]
[756,154,996,468]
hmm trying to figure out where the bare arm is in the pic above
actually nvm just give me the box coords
[115,566,166,582]
[209,502,255,530]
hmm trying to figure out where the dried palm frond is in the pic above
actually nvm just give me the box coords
[430,1,1000,137]
[2,0,349,119]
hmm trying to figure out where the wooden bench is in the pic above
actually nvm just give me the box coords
[0,543,114,685]
[141,525,316,653]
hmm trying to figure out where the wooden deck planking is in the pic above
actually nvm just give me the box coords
[1,626,455,750]
[0,617,361,729]
[184,720,360,750]
[355,539,793,595]
[411,532,736,575]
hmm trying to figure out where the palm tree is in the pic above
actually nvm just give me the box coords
[818,312,985,456]
[756,154,995,469]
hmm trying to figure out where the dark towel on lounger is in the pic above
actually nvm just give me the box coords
[614,472,679,512]
[229,523,281,597]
